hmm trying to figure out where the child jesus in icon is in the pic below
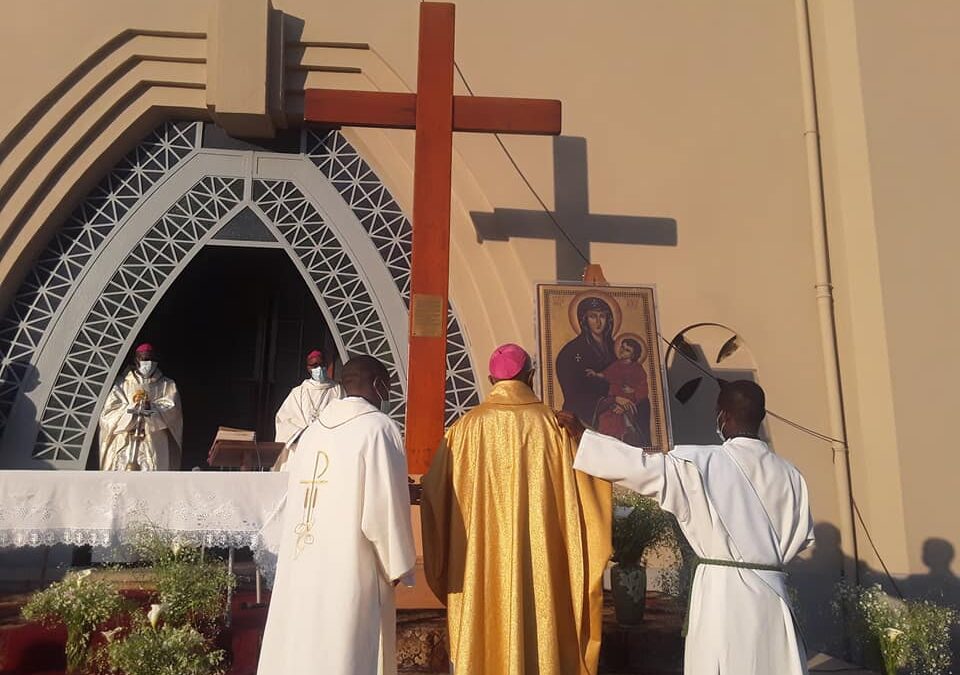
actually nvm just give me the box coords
[587,336,652,447]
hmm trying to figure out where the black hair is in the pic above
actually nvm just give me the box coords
[341,355,389,390]
[717,380,766,431]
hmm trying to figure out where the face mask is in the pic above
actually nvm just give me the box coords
[716,413,726,442]
[137,361,155,377]
[375,380,391,414]
[310,366,327,382]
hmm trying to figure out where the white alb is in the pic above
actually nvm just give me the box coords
[273,378,345,471]
[258,396,416,675]
[575,430,814,675]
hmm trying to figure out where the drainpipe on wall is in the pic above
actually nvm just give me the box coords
[794,0,860,584]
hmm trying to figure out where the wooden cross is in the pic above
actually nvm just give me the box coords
[305,2,561,473]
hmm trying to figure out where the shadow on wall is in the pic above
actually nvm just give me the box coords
[471,135,678,281]
[789,525,960,660]
[0,362,41,470]
[789,523,847,656]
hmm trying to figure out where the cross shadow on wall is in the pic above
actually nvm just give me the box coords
[471,136,678,280]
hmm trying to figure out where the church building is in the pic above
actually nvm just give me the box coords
[0,0,957,658]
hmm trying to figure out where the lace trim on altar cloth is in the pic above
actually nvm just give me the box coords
[0,528,269,550]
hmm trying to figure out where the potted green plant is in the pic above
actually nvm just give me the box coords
[610,486,677,626]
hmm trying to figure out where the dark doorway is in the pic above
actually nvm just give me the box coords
[113,245,335,470]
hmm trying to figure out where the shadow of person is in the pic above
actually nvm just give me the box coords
[904,538,960,606]
[901,538,960,662]
[0,360,41,469]
[788,522,847,655]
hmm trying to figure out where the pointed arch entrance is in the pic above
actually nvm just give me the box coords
[0,122,480,469]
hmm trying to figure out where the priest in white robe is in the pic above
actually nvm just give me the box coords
[558,380,814,675]
[99,343,182,471]
[272,348,344,471]
[258,355,416,675]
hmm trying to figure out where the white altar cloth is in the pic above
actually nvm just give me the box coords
[0,471,287,572]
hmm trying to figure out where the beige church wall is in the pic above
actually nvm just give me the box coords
[808,0,911,578]
[852,0,960,582]
[811,0,960,585]
[0,0,868,600]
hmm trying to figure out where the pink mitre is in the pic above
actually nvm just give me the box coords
[489,343,530,380]
[135,343,154,354]
[306,349,324,361]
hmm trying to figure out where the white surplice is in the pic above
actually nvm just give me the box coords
[575,430,814,675]
[98,368,182,471]
[258,396,416,675]
[273,378,344,471]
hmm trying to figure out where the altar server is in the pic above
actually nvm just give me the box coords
[559,380,814,675]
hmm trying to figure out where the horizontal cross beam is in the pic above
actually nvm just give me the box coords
[305,89,562,136]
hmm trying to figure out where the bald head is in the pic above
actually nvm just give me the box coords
[341,355,390,407]
[716,380,766,437]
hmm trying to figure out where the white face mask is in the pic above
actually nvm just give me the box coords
[137,361,155,377]
[310,366,328,382]
[716,412,726,442]
[375,380,391,415]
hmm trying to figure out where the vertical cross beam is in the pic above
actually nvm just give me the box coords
[405,3,455,474]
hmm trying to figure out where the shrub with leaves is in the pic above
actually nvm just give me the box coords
[833,581,957,675]
[612,486,677,566]
[129,524,235,631]
[904,599,956,674]
[21,569,125,673]
[154,553,235,630]
[104,615,225,675]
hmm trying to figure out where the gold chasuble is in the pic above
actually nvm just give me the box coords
[422,380,612,675]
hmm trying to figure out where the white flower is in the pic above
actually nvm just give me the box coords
[75,569,93,586]
[171,541,182,556]
[885,627,904,640]
[148,603,165,628]
[101,627,122,642]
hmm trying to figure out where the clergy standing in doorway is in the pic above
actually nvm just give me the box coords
[559,380,814,675]
[421,344,612,675]
[272,348,344,471]
[99,343,182,471]
[258,355,415,675]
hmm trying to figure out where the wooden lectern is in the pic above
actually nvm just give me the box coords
[207,427,284,471]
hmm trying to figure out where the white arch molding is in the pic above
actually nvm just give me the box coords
[0,122,480,469]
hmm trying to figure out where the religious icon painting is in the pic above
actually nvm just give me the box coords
[536,283,672,453]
